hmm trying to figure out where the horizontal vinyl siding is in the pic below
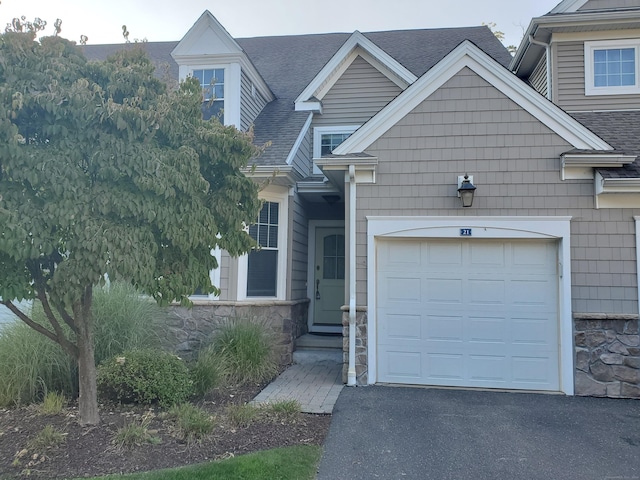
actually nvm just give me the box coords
[356,67,640,315]
[555,41,640,110]
[290,193,309,301]
[529,52,548,98]
[313,55,402,127]
[291,127,312,178]
[240,70,268,131]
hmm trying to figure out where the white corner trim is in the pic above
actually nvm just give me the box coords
[334,40,612,155]
[365,216,574,395]
[294,31,417,106]
[285,113,313,166]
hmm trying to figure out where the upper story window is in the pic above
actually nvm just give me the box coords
[585,40,639,96]
[192,68,225,122]
[312,125,360,174]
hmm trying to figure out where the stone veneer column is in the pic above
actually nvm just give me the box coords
[342,307,367,385]
[574,314,640,398]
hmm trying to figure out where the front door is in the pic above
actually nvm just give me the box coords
[311,227,345,333]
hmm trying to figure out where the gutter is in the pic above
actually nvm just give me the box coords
[347,165,357,386]
[529,35,552,101]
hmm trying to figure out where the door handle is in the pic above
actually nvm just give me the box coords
[315,279,321,300]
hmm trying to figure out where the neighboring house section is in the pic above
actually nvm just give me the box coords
[83,0,640,398]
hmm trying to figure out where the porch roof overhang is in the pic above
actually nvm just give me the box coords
[561,150,637,180]
[314,153,378,186]
[241,164,298,186]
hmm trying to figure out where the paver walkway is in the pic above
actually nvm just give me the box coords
[252,362,344,414]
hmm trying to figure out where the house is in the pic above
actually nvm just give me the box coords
[84,0,640,398]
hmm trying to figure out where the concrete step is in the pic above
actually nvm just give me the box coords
[293,348,343,366]
[296,333,342,350]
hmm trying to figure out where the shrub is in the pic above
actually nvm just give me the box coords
[97,349,192,406]
[38,392,66,415]
[91,282,165,366]
[225,403,260,428]
[0,282,166,406]
[265,399,301,422]
[112,411,161,449]
[190,349,228,397]
[0,320,75,407]
[168,403,215,443]
[205,317,278,384]
[27,425,66,451]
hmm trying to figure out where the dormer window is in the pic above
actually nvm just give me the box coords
[193,68,225,122]
[585,40,639,96]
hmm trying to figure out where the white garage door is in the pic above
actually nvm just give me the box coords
[377,238,560,391]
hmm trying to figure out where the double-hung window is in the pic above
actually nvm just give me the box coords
[585,40,639,95]
[192,68,225,122]
[246,202,279,297]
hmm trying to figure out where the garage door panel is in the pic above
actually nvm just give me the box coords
[468,279,506,305]
[426,353,464,380]
[385,350,422,379]
[426,278,463,303]
[468,316,507,343]
[377,238,560,391]
[425,314,464,341]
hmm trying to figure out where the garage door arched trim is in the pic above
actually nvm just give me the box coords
[366,216,573,395]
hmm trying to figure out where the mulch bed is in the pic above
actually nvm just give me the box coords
[0,382,331,479]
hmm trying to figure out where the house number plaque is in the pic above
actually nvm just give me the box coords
[460,228,472,236]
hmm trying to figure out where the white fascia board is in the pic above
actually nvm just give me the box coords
[172,11,242,58]
[596,171,640,194]
[294,31,417,106]
[334,40,612,155]
[285,113,313,166]
[562,153,637,168]
[295,101,322,113]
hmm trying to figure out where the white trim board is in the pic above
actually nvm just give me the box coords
[334,40,612,155]
[366,216,574,395]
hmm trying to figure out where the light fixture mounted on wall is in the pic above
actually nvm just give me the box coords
[457,174,476,208]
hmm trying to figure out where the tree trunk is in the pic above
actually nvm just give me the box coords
[74,286,100,425]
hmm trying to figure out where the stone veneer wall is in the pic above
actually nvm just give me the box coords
[342,308,367,385]
[574,314,640,398]
[162,300,309,365]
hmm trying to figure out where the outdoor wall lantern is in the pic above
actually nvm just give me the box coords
[457,174,476,207]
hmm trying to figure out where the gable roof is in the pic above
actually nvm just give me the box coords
[83,22,512,167]
[334,40,611,156]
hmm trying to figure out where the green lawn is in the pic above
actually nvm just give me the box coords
[84,445,322,480]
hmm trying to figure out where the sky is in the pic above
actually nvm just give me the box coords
[1,0,562,50]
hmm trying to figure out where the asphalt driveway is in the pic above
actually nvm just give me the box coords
[317,386,640,480]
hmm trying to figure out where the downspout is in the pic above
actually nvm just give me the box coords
[529,35,552,101]
[347,165,357,386]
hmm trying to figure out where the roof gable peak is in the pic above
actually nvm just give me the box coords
[294,30,417,111]
[171,10,243,59]
[334,40,611,155]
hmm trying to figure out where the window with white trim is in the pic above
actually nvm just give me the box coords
[192,68,225,122]
[247,202,279,297]
[312,125,360,174]
[585,40,639,96]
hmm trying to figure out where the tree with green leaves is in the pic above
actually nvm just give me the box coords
[0,30,262,425]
